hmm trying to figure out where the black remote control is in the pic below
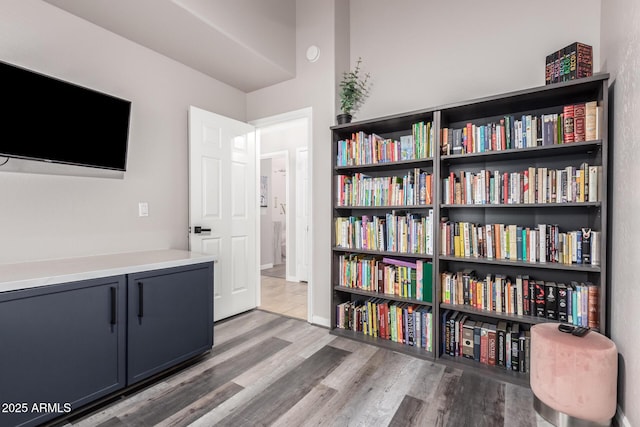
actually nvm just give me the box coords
[572,326,590,337]
[558,324,575,333]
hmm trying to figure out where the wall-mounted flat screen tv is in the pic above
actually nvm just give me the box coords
[0,60,131,171]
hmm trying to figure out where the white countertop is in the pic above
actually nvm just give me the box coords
[0,249,216,293]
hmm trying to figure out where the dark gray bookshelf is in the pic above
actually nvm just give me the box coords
[330,73,609,386]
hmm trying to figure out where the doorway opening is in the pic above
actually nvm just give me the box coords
[260,151,288,277]
[253,109,311,322]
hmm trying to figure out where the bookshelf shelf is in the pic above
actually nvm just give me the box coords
[335,204,434,210]
[332,247,434,260]
[438,354,529,387]
[438,255,601,272]
[441,202,601,209]
[329,328,435,360]
[334,285,433,307]
[441,140,602,165]
[335,157,434,173]
[330,74,609,387]
[439,303,555,325]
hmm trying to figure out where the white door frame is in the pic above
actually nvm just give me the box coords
[295,146,309,282]
[251,107,313,323]
[260,149,291,281]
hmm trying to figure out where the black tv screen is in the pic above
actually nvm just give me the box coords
[0,60,131,171]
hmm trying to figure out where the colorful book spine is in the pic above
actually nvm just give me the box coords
[545,42,592,84]
[563,105,575,143]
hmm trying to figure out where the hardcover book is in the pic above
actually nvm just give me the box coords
[448,312,460,356]
[573,42,594,79]
[585,101,598,141]
[545,54,554,85]
[480,323,490,364]
[545,282,558,320]
[496,321,507,368]
[588,284,599,329]
[545,42,592,84]
[573,104,586,142]
[553,50,562,84]
[582,228,592,265]
[518,331,527,373]
[407,305,415,346]
[510,323,520,371]
[535,280,546,317]
[455,314,468,357]
[557,283,568,322]
[473,322,482,361]
[528,277,536,315]
[522,275,530,316]
[591,231,601,266]
[487,324,497,366]
[524,331,532,373]
[462,319,476,359]
[563,105,575,143]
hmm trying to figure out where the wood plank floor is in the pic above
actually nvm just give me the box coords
[259,274,307,320]
[60,310,553,427]
[260,264,286,279]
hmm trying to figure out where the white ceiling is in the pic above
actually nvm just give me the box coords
[44,0,297,92]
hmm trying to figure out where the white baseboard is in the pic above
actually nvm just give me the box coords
[260,263,273,270]
[311,315,330,328]
[616,406,631,427]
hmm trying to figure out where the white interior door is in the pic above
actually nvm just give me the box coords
[295,147,309,282]
[189,106,257,321]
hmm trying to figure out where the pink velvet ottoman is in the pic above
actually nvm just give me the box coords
[530,323,617,426]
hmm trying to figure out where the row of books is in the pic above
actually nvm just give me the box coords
[440,101,601,155]
[335,211,434,255]
[442,164,602,205]
[336,122,434,167]
[337,254,433,302]
[545,42,593,85]
[442,310,531,373]
[441,271,600,328]
[336,298,434,351]
[440,221,600,266]
[336,170,434,207]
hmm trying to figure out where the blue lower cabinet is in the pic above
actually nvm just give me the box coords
[127,263,214,385]
[0,276,127,427]
[0,261,214,427]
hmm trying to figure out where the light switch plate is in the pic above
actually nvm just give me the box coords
[138,202,149,217]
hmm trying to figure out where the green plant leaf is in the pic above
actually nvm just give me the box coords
[339,57,370,116]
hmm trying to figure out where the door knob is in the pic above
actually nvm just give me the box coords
[194,226,212,234]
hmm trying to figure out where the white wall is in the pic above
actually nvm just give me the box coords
[0,0,245,264]
[350,0,601,121]
[247,0,347,326]
[600,1,640,425]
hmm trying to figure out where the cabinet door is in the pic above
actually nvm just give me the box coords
[0,276,126,427]
[127,263,213,385]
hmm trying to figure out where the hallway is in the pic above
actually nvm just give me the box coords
[259,267,307,320]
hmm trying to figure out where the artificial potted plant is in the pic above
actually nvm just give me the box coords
[338,57,370,124]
